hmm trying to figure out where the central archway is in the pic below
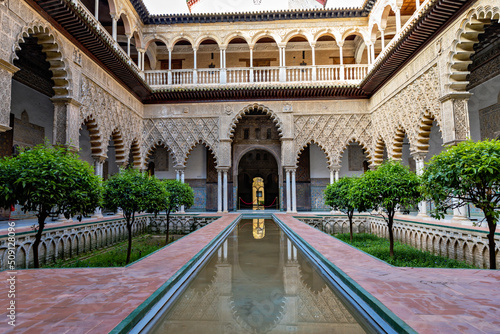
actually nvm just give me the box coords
[237,149,279,210]
[231,106,282,211]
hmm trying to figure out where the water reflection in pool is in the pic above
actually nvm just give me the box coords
[147,219,367,334]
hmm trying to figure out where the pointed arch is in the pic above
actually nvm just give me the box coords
[338,137,372,167]
[13,22,72,98]
[105,129,126,165]
[448,6,500,92]
[145,140,179,167]
[295,140,332,168]
[228,104,283,139]
[81,115,104,157]
[182,139,218,167]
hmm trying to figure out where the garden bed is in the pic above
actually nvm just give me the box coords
[45,234,181,268]
[334,233,477,269]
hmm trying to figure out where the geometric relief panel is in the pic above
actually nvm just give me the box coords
[294,113,372,166]
[143,117,219,166]
[371,65,442,157]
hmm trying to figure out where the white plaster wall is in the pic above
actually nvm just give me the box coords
[185,145,207,179]
[309,144,329,178]
[78,124,94,166]
[468,75,500,141]
[106,140,119,177]
[10,80,54,143]
[338,147,364,178]
[154,152,177,180]
[425,121,444,162]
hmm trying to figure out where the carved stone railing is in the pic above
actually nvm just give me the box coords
[0,214,220,270]
[144,64,369,88]
[296,214,500,269]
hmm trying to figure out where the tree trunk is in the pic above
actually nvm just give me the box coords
[33,213,48,268]
[165,210,170,244]
[125,213,133,264]
[348,211,354,242]
[388,212,395,258]
[485,213,497,269]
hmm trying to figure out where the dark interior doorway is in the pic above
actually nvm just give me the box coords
[237,149,279,210]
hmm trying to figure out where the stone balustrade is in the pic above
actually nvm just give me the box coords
[0,214,220,270]
[144,64,369,88]
[297,214,500,269]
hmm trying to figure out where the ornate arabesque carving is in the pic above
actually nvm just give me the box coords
[142,117,219,167]
[80,76,142,163]
[371,65,442,161]
[13,21,72,98]
[294,114,372,167]
[447,6,500,92]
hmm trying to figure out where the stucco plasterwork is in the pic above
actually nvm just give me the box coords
[371,65,442,160]
[294,113,372,167]
[80,76,142,162]
[142,117,220,167]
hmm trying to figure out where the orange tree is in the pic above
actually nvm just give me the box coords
[324,176,367,241]
[354,160,421,257]
[422,140,500,269]
[0,145,101,268]
[103,169,166,264]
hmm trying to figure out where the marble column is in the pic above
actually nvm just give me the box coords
[94,0,99,20]
[380,29,385,50]
[223,169,228,213]
[92,156,106,218]
[395,8,402,33]
[291,169,297,213]
[286,169,291,213]
[217,169,222,213]
[111,14,118,41]
[412,152,428,217]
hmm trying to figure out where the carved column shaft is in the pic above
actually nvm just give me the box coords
[51,98,82,151]
[440,93,471,146]
[0,61,19,133]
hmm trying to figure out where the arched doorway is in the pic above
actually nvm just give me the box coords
[237,149,279,210]
[231,106,282,211]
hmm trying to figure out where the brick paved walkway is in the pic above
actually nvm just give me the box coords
[1,213,499,333]
[0,214,238,334]
[276,213,500,334]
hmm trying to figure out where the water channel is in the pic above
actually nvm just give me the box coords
[144,219,373,333]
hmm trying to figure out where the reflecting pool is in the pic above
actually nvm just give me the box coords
[147,219,369,333]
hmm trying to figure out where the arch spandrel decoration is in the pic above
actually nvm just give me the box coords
[13,21,72,98]
[228,103,284,140]
[80,76,142,162]
[294,114,372,168]
[142,117,220,168]
[371,65,442,160]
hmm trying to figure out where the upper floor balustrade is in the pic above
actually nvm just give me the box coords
[144,64,369,87]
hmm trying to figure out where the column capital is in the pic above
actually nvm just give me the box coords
[336,41,344,48]
[410,151,427,162]
[216,166,230,172]
[329,165,341,172]
[285,167,297,172]
[92,154,107,163]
